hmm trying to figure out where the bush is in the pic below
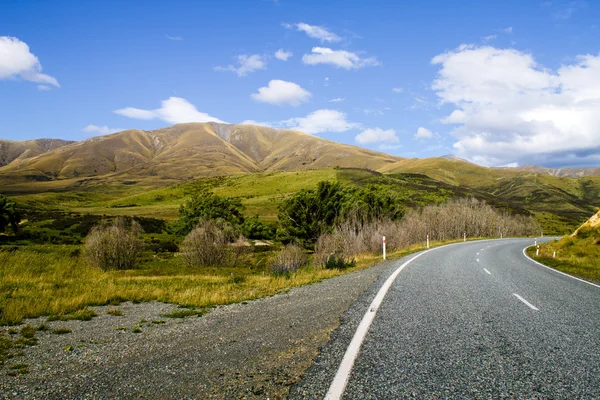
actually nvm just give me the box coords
[323,253,355,270]
[269,244,307,276]
[179,220,229,267]
[83,218,144,270]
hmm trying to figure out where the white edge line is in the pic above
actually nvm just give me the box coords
[483,268,491,275]
[325,238,504,400]
[522,246,600,289]
[513,293,539,311]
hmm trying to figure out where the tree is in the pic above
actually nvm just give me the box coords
[0,195,20,234]
[277,181,347,245]
[177,190,244,235]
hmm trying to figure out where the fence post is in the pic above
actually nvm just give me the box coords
[382,236,386,260]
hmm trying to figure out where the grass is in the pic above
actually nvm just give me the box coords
[106,309,123,316]
[46,308,97,322]
[160,308,207,319]
[527,227,600,284]
[0,234,456,327]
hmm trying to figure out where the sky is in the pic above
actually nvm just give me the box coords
[1,0,599,168]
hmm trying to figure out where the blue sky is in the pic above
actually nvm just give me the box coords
[1,0,599,168]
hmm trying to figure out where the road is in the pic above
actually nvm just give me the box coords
[291,238,600,399]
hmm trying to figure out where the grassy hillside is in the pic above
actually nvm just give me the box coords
[0,123,400,186]
[529,211,600,284]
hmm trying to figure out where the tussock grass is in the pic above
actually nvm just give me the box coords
[51,328,72,335]
[529,227,600,284]
[0,246,357,326]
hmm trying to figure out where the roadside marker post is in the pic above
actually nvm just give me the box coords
[536,245,540,256]
[426,234,430,249]
[382,236,386,260]
[463,232,466,242]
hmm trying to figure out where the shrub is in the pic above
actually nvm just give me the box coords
[180,220,229,267]
[323,253,355,270]
[269,244,307,276]
[83,218,144,270]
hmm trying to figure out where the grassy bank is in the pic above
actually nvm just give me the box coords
[526,227,600,284]
[0,239,467,327]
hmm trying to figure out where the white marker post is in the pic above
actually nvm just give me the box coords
[536,245,540,256]
[426,234,430,249]
[382,236,386,260]
[553,251,556,258]
[463,232,466,242]
[534,238,537,246]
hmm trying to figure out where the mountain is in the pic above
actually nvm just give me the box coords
[516,165,600,178]
[0,138,73,168]
[0,123,400,185]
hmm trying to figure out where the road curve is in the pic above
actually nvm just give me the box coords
[290,238,600,399]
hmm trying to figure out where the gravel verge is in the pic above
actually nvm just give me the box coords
[0,260,396,399]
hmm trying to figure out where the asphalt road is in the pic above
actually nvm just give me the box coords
[291,238,600,399]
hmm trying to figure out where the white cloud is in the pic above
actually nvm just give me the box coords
[392,87,404,93]
[166,35,183,41]
[503,27,513,33]
[0,36,59,88]
[329,97,345,102]
[414,127,434,140]
[282,109,359,134]
[441,109,467,124]
[251,80,311,106]
[302,47,379,69]
[114,97,225,124]
[82,125,124,135]
[240,119,273,127]
[355,128,399,144]
[431,45,600,166]
[483,34,497,42]
[285,22,341,42]
[274,49,292,61]
[37,85,52,91]
[214,54,266,77]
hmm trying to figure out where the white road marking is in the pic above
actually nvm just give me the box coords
[476,259,480,262]
[484,268,491,275]
[326,238,512,400]
[325,247,436,399]
[513,293,539,311]
[522,246,600,289]
[477,252,480,255]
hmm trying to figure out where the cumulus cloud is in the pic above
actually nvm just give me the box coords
[251,80,311,106]
[441,109,467,124]
[302,47,379,69]
[82,125,124,135]
[0,36,59,88]
[284,22,341,42]
[355,128,399,144]
[114,97,225,124]
[274,49,292,61]
[431,45,600,167]
[282,109,359,134]
[214,54,266,76]
[414,127,434,140]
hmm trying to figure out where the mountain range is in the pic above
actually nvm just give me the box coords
[1,123,598,187]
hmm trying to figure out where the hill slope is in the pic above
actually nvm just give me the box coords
[0,138,73,167]
[0,123,399,185]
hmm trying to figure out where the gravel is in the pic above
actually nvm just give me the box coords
[0,260,395,399]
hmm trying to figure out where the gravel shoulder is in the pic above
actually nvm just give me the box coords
[0,260,395,399]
